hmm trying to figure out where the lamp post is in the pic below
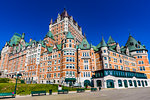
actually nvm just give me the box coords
[14,73,22,94]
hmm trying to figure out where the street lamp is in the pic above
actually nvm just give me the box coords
[14,73,22,94]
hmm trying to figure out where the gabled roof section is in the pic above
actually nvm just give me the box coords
[66,31,74,39]
[45,31,54,40]
[125,35,147,51]
[9,33,22,46]
[47,46,53,53]
[107,36,116,44]
[78,38,90,50]
[57,44,62,50]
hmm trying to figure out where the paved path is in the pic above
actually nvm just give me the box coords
[3,87,150,100]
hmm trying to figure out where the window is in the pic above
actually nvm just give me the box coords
[58,73,60,77]
[69,44,72,47]
[58,66,60,70]
[54,66,56,71]
[84,65,89,70]
[109,64,112,69]
[120,66,123,70]
[105,63,108,68]
[104,50,106,53]
[115,65,118,69]
[84,60,88,63]
[143,66,145,71]
[66,71,69,76]
[104,57,107,60]
[66,57,69,62]
[120,59,122,63]
[54,73,56,78]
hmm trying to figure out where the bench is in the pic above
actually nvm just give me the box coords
[0,92,15,98]
[77,89,85,93]
[31,91,46,96]
[58,89,68,94]
[91,88,97,92]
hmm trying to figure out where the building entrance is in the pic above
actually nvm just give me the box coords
[106,80,114,88]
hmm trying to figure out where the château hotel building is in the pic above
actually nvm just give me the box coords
[0,9,150,88]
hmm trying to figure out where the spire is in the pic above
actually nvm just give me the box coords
[50,18,53,24]
[22,33,25,39]
[101,37,107,47]
[64,8,68,17]
[66,31,74,39]
[129,33,131,37]
[84,33,86,38]
[107,36,115,44]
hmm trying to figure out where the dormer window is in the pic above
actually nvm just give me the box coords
[135,44,140,48]
[130,42,133,46]
[83,44,87,48]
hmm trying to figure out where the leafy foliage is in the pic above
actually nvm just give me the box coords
[0,83,86,95]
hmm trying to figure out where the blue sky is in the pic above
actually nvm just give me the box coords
[0,0,150,59]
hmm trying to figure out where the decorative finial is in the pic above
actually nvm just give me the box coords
[50,18,53,24]
[84,32,86,38]
[129,33,131,36]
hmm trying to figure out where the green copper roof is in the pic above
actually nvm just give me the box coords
[108,44,116,51]
[78,38,90,50]
[101,37,107,47]
[92,45,98,51]
[57,44,62,50]
[125,35,146,51]
[96,37,107,48]
[9,33,22,46]
[47,46,53,53]
[96,42,101,49]
[107,36,116,44]
[66,31,74,39]
[22,33,25,39]
[45,31,54,40]
[25,42,29,47]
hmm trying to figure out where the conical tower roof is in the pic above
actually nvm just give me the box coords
[45,31,54,40]
[101,37,107,47]
[107,36,115,44]
[125,34,146,51]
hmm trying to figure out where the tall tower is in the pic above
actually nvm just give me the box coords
[49,9,84,45]
[126,35,150,78]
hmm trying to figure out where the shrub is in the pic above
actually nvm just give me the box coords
[0,78,11,83]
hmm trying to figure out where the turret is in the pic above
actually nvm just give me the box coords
[100,37,109,69]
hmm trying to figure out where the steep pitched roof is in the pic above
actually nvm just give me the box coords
[9,33,22,46]
[60,8,69,18]
[66,31,74,39]
[78,38,90,50]
[101,37,107,47]
[125,35,147,51]
[57,44,62,50]
[96,37,107,48]
[45,31,54,40]
[47,46,53,53]
[107,36,115,44]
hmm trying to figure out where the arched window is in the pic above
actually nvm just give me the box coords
[97,80,102,87]
[118,80,122,87]
[104,50,106,53]
[137,80,141,86]
[128,80,133,86]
